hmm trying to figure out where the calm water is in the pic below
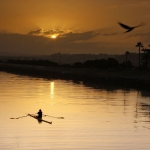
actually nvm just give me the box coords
[0,71,150,150]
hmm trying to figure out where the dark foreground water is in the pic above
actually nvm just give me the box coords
[0,72,150,150]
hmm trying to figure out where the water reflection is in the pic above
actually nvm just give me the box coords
[140,90,150,98]
[1,72,150,150]
[81,80,150,123]
[50,81,54,99]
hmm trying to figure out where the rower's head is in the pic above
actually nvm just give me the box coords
[39,109,42,112]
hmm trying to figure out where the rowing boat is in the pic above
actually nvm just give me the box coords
[28,114,52,124]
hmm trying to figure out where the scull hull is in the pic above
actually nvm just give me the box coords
[28,114,52,124]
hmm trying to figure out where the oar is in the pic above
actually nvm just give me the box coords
[43,114,64,119]
[10,114,29,119]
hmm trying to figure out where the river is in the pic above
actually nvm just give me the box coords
[0,71,150,150]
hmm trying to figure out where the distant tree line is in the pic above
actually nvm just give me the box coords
[5,58,132,69]
[7,59,59,67]
[73,58,132,69]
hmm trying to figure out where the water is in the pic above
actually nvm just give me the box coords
[0,71,150,150]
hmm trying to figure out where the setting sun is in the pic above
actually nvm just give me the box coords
[51,35,57,39]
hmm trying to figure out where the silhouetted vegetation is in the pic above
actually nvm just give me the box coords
[83,58,119,69]
[4,57,134,70]
[73,62,84,68]
[7,59,59,67]
[120,61,132,69]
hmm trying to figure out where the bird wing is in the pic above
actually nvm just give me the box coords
[118,22,131,29]
[135,22,146,28]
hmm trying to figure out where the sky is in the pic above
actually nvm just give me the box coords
[0,0,150,55]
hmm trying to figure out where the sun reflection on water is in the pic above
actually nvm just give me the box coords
[50,81,54,105]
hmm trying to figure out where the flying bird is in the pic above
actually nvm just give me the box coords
[118,22,145,33]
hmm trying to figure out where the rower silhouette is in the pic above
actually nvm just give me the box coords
[37,109,42,118]
[118,22,145,33]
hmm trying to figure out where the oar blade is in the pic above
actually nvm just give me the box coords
[58,117,64,119]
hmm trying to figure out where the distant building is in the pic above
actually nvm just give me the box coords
[142,49,150,68]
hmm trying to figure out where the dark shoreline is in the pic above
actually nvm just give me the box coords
[0,62,150,90]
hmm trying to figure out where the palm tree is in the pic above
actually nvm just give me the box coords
[136,42,143,68]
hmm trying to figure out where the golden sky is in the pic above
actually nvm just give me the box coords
[0,0,150,55]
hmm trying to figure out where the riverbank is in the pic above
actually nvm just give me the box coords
[0,62,150,90]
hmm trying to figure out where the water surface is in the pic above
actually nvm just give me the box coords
[0,72,150,150]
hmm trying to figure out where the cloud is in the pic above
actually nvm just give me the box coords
[127,1,150,7]
[103,33,118,36]
[0,32,101,55]
[0,29,142,56]
[125,32,150,46]
[0,33,52,55]
[28,28,100,42]
[43,29,65,35]
[28,29,43,35]
[58,31,100,42]
[127,32,150,39]
[28,28,69,37]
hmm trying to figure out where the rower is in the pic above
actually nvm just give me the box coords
[37,109,42,118]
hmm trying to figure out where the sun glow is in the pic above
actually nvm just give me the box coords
[51,35,57,39]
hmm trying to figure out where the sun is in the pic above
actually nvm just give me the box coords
[51,35,57,39]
